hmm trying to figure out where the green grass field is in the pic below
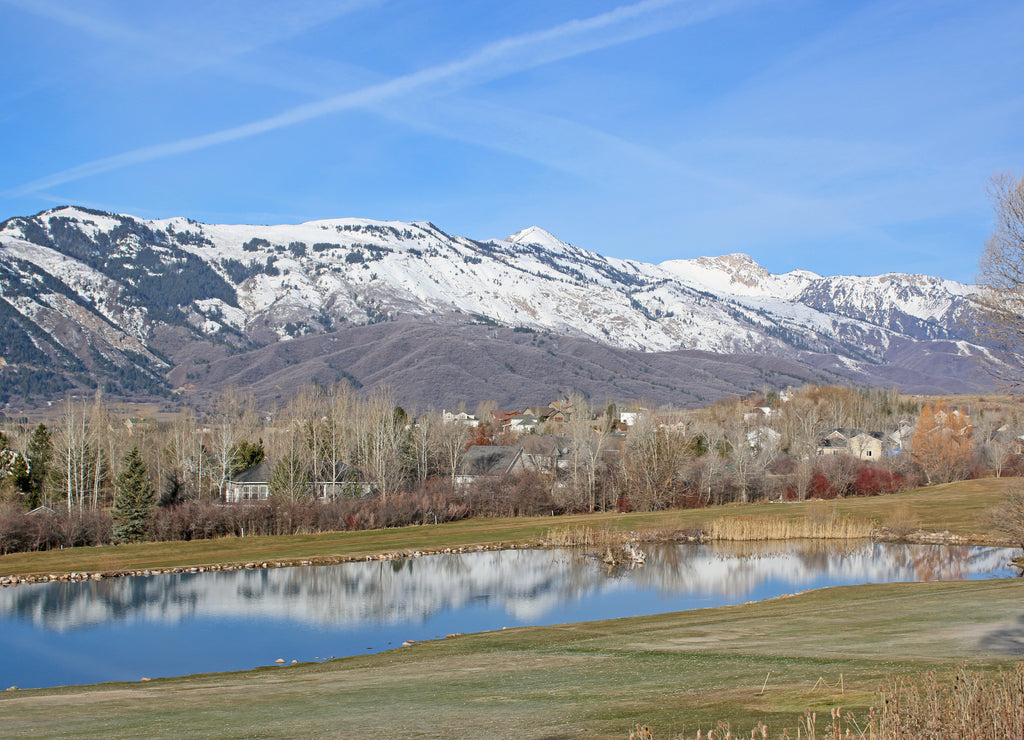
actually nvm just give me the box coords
[1,479,1020,738]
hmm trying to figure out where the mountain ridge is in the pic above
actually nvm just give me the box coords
[0,205,990,409]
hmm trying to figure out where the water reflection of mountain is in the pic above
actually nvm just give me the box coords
[0,543,1015,632]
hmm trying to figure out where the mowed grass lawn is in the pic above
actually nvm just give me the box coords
[1,579,1022,739]
[0,478,1016,578]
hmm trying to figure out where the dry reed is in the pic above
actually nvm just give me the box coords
[875,663,1024,738]
[546,526,649,564]
[637,663,1024,739]
[547,526,663,548]
[704,511,873,541]
[547,526,609,548]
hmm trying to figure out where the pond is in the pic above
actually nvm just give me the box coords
[0,541,1018,689]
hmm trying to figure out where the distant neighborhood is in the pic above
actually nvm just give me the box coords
[216,388,994,508]
[0,383,1015,554]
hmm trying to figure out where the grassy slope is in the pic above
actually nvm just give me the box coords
[1,478,1014,578]
[1,579,1022,739]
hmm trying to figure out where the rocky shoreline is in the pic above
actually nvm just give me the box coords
[2,527,1019,589]
[0,542,523,588]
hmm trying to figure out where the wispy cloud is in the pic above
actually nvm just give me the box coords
[7,0,752,197]
[2,0,152,49]
[0,0,384,71]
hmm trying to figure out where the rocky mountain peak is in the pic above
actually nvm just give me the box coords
[697,253,771,286]
[506,226,571,252]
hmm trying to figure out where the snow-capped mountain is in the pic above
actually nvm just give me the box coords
[0,206,986,406]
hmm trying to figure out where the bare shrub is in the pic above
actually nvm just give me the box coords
[464,473,562,518]
[0,509,113,554]
[155,485,477,543]
[883,504,922,539]
[814,455,861,498]
[984,485,1024,551]
[60,509,112,547]
[153,501,233,541]
[0,512,32,554]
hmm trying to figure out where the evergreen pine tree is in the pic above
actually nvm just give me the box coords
[25,423,52,510]
[112,446,154,543]
[10,454,32,501]
[230,439,265,476]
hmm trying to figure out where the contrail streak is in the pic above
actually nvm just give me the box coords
[8,0,750,197]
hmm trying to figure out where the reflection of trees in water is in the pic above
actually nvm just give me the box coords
[711,540,1008,585]
[1,573,207,629]
[707,539,864,571]
[0,543,1016,632]
[911,545,962,582]
[0,550,592,630]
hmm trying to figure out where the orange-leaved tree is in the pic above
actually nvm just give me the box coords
[910,400,974,484]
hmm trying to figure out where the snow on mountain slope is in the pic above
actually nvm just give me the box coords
[796,273,971,338]
[0,234,151,343]
[0,205,982,401]
[659,253,816,299]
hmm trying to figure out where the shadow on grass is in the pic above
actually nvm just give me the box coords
[980,613,1024,656]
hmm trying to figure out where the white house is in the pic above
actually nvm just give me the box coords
[618,411,641,427]
[817,429,887,461]
[443,410,479,427]
[508,413,539,434]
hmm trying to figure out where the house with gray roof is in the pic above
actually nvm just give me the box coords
[224,461,272,502]
[313,462,371,500]
[455,445,526,486]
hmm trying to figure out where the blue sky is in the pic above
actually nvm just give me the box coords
[1,0,1022,282]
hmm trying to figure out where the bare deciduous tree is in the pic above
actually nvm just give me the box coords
[164,406,205,502]
[619,413,689,510]
[975,412,1020,478]
[562,395,605,511]
[434,417,469,486]
[323,383,358,494]
[87,392,109,508]
[206,389,256,500]
[775,394,823,500]
[690,419,727,506]
[53,397,96,513]
[408,412,434,484]
[975,172,1024,388]
[354,387,409,496]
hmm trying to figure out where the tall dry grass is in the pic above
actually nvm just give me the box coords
[550,509,875,548]
[546,526,635,549]
[875,663,1024,738]
[547,526,649,564]
[638,663,1024,739]
[704,510,873,542]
